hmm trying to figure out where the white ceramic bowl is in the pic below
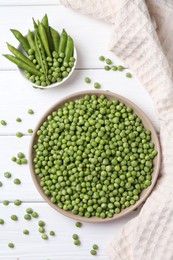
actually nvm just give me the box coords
[17,42,77,89]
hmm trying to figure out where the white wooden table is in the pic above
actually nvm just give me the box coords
[0,1,159,259]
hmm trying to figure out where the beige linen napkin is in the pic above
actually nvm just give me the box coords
[61,0,173,259]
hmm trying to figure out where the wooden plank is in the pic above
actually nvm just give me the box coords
[0,69,159,136]
[0,0,60,6]
[0,5,123,70]
[0,202,140,259]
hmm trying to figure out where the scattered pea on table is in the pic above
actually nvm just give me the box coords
[72,234,78,240]
[23,229,29,235]
[104,65,111,71]
[42,234,48,240]
[16,132,23,138]
[14,199,22,206]
[3,200,9,206]
[75,222,82,228]
[17,152,25,159]
[38,220,45,227]
[11,215,18,221]
[11,156,17,162]
[1,120,7,126]
[99,55,105,61]
[32,212,39,218]
[126,72,132,78]
[94,82,101,89]
[105,58,112,65]
[118,65,124,71]
[8,243,14,249]
[74,239,80,245]
[90,249,97,255]
[26,208,33,214]
[13,178,21,185]
[84,77,91,84]
[16,118,22,122]
[49,230,55,236]
[27,109,34,115]
[0,219,4,224]
[28,128,33,133]
[38,227,45,233]
[24,214,31,220]
[4,172,11,178]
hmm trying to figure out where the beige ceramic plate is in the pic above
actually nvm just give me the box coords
[29,90,161,222]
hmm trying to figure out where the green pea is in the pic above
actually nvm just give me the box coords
[24,214,31,220]
[1,120,7,126]
[74,239,80,245]
[105,58,112,65]
[21,158,27,164]
[13,178,21,185]
[84,77,91,84]
[27,109,34,115]
[0,181,3,187]
[38,227,45,233]
[23,229,29,235]
[72,234,78,240]
[118,65,124,71]
[38,220,45,227]
[16,132,23,138]
[93,244,98,250]
[42,234,48,240]
[0,218,4,224]
[90,249,97,255]
[111,65,117,71]
[11,215,18,221]
[3,200,9,206]
[99,56,105,61]
[104,65,111,71]
[14,199,22,206]
[17,152,25,159]
[49,230,55,236]
[4,172,11,178]
[94,82,101,89]
[11,156,17,162]
[75,222,82,227]
[28,129,33,133]
[32,212,39,218]
[26,208,33,214]
[16,118,22,122]
[8,243,14,248]
[126,72,132,78]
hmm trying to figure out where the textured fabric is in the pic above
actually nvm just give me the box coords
[61,0,173,259]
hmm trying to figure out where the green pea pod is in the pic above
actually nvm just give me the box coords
[3,54,42,76]
[41,14,54,53]
[34,33,48,78]
[27,30,41,65]
[64,36,74,62]
[38,21,51,57]
[59,29,67,54]
[32,18,38,32]
[26,30,35,50]
[50,26,60,53]
[10,29,30,54]
[6,42,36,69]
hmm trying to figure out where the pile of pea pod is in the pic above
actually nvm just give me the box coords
[3,14,75,87]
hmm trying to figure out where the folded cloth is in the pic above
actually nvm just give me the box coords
[61,0,173,259]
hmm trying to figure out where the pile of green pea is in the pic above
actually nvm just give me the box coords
[33,94,157,219]
[3,14,75,87]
